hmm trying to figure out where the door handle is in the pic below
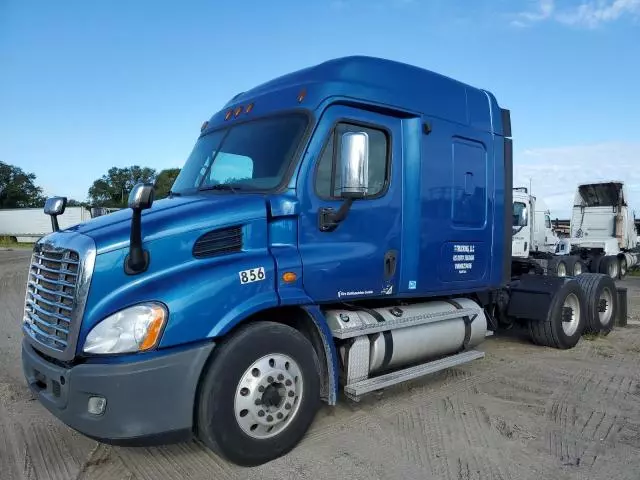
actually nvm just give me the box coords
[384,250,398,279]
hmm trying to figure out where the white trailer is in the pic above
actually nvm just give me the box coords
[0,207,93,242]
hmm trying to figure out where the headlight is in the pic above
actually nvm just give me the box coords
[83,302,167,354]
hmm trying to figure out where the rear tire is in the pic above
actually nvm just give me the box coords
[572,258,587,276]
[619,256,628,279]
[549,257,569,277]
[196,321,321,466]
[565,256,586,276]
[599,256,620,280]
[528,278,586,349]
[575,273,617,335]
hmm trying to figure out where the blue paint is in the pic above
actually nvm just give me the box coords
[29,56,509,403]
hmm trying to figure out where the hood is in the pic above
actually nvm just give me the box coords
[65,194,269,254]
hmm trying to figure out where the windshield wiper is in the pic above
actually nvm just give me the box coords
[199,184,239,193]
[168,191,181,197]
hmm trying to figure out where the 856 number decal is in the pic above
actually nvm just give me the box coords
[239,267,266,284]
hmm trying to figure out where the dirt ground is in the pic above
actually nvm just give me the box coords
[2,248,640,480]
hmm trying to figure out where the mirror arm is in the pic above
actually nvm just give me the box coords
[332,197,354,223]
[319,197,355,232]
[125,208,150,275]
[50,216,60,233]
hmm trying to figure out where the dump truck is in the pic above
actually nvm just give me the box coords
[20,56,619,466]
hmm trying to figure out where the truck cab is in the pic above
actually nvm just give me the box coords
[23,56,597,467]
[512,188,558,259]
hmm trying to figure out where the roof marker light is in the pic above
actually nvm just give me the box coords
[297,89,306,103]
[246,103,254,113]
[234,106,243,117]
[201,121,209,132]
[225,109,233,121]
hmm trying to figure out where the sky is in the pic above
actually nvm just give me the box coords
[1,0,639,218]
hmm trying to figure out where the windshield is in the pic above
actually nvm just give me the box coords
[171,113,308,194]
[513,201,528,227]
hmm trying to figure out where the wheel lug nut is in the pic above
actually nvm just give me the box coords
[258,386,265,392]
[266,415,273,422]
[278,374,284,381]
[255,399,261,405]
[267,376,274,383]
[285,379,292,386]
[277,413,283,419]
[258,410,265,417]
[285,403,291,410]
[288,391,294,397]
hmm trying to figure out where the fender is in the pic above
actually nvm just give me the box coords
[302,305,339,405]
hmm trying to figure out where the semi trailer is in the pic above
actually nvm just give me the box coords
[0,206,93,243]
[20,56,619,466]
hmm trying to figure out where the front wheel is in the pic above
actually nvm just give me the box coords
[196,321,320,466]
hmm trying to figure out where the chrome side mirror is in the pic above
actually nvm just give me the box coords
[128,183,155,210]
[520,207,528,226]
[44,197,67,216]
[44,196,67,232]
[339,132,369,198]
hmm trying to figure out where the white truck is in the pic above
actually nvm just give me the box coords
[0,206,117,242]
[556,181,639,278]
[511,187,564,275]
[512,182,639,279]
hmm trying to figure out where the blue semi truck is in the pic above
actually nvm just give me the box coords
[21,56,619,466]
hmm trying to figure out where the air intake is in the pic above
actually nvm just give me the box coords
[193,226,243,258]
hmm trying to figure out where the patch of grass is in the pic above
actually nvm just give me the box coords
[583,332,599,341]
[628,269,640,277]
[0,236,34,249]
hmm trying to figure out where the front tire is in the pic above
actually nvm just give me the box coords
[528,278,586,349]
[196,321,321,466]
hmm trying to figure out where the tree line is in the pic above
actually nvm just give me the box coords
[0,161,180,209]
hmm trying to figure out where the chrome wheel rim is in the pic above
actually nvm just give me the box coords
[562,293,581,336]
[234,353,303,439]
[573,262,583,276]
[620,258,627,276]
[557,262,567,277]
[599,287,613,326]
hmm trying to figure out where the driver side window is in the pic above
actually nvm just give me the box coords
[315,122,389,199]
[545,214,552,229]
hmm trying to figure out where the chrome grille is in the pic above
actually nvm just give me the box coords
[24,249,80,352]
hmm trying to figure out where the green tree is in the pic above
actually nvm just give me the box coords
[0,161,46,208]
[154,168,181,199]
[88,166,156,207]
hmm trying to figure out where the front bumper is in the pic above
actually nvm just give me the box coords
[21,339,215,444]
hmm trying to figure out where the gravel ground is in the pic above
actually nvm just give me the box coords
[1,249,640,480]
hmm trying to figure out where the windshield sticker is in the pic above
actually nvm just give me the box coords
[408,280,417,290]
[239,267,266,284]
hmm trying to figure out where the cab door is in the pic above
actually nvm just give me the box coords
[297,105,403,302]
